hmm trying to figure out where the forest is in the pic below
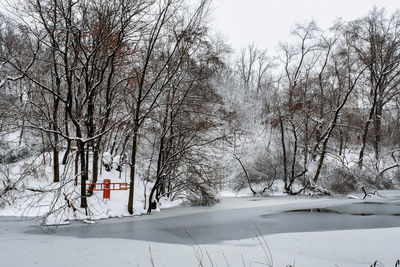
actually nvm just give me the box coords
[0,0,399,223]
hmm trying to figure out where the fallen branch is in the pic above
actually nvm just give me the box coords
[361,187,381,200]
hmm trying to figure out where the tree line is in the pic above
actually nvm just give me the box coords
[0,1,399,219]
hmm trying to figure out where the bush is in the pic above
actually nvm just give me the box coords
[231,151,281,192]
[321,165,358,194]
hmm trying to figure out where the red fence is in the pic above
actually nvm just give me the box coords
[86,179,130,199]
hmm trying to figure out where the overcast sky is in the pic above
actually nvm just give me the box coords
[211,0,400,54]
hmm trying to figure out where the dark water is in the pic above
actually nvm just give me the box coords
[26,199,400,245]
[284,202,400,216]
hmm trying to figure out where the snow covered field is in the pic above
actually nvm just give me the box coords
[1,192,400,267]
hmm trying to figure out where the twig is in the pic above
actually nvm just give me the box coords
[184,228,204,267]
[255,225,273,267]
[221,250,229,267]
[149,246,155,267]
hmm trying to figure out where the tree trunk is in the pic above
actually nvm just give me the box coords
[92,147,100,182]
[19,118,25,146]
[373,100,383,161]
[62,110,70,165]
[79,141,88,209]
[53,147,60,183]
[74,150,79,186]
[303,116,309,185]
[287,121,297,192]
[53,97,60,183]
[62,139,71,165]
[127,126,139,214]
[279,115,288,189]
[87,144,100,196]
[359,84,378,168]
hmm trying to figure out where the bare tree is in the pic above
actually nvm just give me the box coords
[126,0,213,214]
[350,9,400,167]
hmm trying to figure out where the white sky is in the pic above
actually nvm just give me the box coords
[211,0,400,54]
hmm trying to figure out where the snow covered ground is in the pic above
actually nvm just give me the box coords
[0,155,184,223]
[1,191,400,267]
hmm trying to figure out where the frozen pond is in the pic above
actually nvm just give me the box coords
[2,193,400,267]
[26,195,400,245]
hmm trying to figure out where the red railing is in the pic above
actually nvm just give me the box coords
[86,179,130,199]
[86,182,129,191]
